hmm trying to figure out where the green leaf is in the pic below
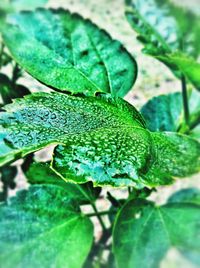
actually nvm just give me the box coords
[0,185,93,268]
[26,161,101,204]
[156,53,200,91]
[141,92,182,132]
[0,92,145,168]
[141,90,200,132]
[144,132,200,185]
[125,0,200,89]
[168,188,200,205]
[113,197,200,268]
[0,73,30,104]
[0,92,199,187]
[52,131,200,187]
[2,8,137,97]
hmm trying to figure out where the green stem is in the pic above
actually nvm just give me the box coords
[87,210,115,217]
[0,43,4,68]
[91,203,107,231]
[181,74,190,126]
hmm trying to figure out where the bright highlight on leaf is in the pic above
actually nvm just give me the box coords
[2,8,137,97]
[0,92,199,187]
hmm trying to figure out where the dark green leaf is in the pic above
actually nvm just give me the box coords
[0,185,93,268]
[168,188,200,205]
[141,92,182,132]
[125,0,200,89]
[113,198,200,268]
[2,8,137,97]
[26,161,101,204]
[141,90,200,132]
[0,165,17,200]
[0,73,30,104]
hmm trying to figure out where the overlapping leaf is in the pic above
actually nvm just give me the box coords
[26,161,101,204]
[125,0,200,89]
[1,8,137,97]
[0,92,199,187]
[141,90,200,132]
[0,185,93,268]
[113,192,200,268]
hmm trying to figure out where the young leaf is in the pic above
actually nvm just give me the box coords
[156,53,200,91]
[141,90,200,132]
[113,197,200,268]
[0,185,93,268]
[0,92,146,167]
[1,8,137,97]
[125,0,200,89]
[26,161,101,204]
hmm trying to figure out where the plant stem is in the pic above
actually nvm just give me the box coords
[86,210,114,217]
[91,202,107,231]
[181,74,190,126]
[0,43,4,68]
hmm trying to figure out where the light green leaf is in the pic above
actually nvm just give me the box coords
[2,8,137,97]
[113,197,200,268]
[156,53,200,91]
[52,130,200,187]
[0,92,199,187]
[26,161,101,204]
[141,90,200,132]
[125,0,200,89]
[0,185,93,268]
[0,92,145,168]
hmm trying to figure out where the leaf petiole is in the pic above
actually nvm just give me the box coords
[181,74,190,126]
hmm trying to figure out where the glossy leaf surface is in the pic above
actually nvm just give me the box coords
[2,8,137,97]
[0,185,93,268]
[0,92,199,187]
[113,196,200,268]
